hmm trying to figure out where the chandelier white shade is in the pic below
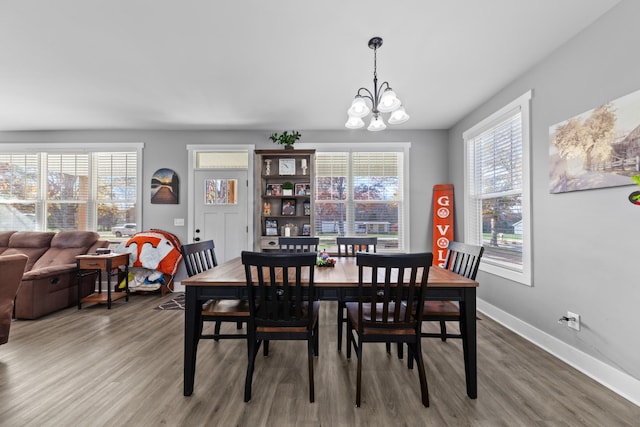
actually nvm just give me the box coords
[378,90,401,113]
[347,97,370,118]
[345,37,409,130]
[367,115,387,131]
[388,106,410,124]
[345,115,366,129]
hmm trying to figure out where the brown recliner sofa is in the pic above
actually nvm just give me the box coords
[0,254,29,344]
[0,230,109,319]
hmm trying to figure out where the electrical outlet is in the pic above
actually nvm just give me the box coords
[567,311,580,331]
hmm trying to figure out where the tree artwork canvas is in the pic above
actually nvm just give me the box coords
[549,88,640,193]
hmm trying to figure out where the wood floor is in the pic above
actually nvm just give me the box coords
[1,294,638,427]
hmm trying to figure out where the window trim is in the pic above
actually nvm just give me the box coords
[0,142,144,231]
[297,142,410,252]
[462,90,532,286]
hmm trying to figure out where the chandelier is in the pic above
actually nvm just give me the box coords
[345,37,409,131]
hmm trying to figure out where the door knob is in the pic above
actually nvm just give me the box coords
[194,237,200,242]
[195,229,201,233]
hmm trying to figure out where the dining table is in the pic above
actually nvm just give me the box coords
[182,255,479,398]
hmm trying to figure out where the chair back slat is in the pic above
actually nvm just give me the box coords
[180,240,218,277]
[242,251,316,329]
[356,252,432,331]
[443,241,484,280]
[337,237,377,257]
[278,237,319,253]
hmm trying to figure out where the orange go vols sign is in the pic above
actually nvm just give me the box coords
[432,184,455,267]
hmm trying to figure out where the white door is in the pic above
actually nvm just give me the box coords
[193,170,249,263]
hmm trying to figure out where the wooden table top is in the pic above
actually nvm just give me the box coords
[182,256,478,289]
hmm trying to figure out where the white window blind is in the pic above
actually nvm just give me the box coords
[95,152,138,232]
[0,147,139,233]
[45,153,90,230]
[315,150,404,251]
[464,90,532,285]
[0,153,40,230]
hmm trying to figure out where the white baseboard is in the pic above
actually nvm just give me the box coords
[477,298,640,407]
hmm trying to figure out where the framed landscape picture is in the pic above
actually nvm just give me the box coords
[151,168,179,204]
[549,88,640,193]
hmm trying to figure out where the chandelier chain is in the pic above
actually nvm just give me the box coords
[373,44,378,81]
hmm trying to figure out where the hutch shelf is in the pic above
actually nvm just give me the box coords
[254,149,315,251]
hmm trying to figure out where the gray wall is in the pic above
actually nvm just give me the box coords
[0,129,447,253]
[448,0,640,381]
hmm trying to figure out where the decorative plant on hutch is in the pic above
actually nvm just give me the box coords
[282,181,294,196]
[270,131,301,149]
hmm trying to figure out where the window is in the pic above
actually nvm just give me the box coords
[307,143,409,252]
[463,91,532,285]
[0,143,142,235]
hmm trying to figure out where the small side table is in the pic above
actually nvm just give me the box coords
[76,253,130,309]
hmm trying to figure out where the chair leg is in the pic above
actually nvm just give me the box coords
[214,321,222,342]
[337,301,345,352]
[244,334,259,402]
[386,342,403,359]
[308,339,315,403]
[439,320,447,341]
[346,318,353,359]
[410,342,429,407]
[407,344,414,370]
[356,338,363,407]
[313,319,319,357]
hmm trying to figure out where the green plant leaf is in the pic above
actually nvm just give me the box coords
[269,130,301,146]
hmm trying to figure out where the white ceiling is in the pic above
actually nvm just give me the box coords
[0,0,620,132]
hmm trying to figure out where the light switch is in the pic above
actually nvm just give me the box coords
[174,218,185,226]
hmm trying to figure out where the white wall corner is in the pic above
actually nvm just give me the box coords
[477,298,640,407]
[172,281,185,293]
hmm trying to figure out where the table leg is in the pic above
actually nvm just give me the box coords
[184,287,201,396]
[124,264,129,301]
[107,259,112,309]
[461,288,477,398]
[77,261,82,310]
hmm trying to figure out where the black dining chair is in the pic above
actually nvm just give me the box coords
[180,240,249,341]
[278,236,319,253]
[335,236,377,353]
[241,251,319,403]
[345,252,432,407]
[422,241,484,341]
